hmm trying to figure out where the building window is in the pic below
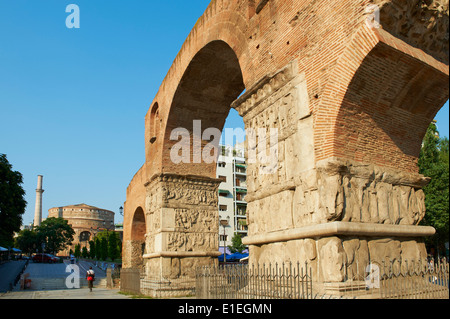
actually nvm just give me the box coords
[150,103,161,144]
[218,162,226,168]
[219,235,228,242]
[219,175,227,183]
[236,206,247,216]
[219,205,227,211]
[80,231,91,242]
[219,190,229,197]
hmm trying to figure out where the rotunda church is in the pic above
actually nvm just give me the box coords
[48,203,115,256]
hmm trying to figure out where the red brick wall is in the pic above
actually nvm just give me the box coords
[126,0,449,218]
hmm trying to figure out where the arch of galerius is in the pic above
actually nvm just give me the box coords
[122,0,449,292]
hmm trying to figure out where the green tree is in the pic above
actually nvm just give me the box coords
[0,154,27,247]
[108,232,120,261]
[95,238,101,260]
[74,244,81,258]
[419,123,449,256]
[100,237,108,261]
[89,240,96,259]
[15,229,39,255]
[36,217,75,254]
[228,233,246,254]
[419,122,440,172]
[81,246,88,258]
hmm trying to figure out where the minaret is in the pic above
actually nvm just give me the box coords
[33,175,44,227]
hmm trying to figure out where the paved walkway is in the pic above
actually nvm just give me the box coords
[23,259,106,279]
[0,259,121,299]
[0,288,133,299]
[0,261,27,293]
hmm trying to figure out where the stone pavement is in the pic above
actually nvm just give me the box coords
[24,259,106,279]
[0,261,27,293]
[0,259,122,299]
[0,287,133,299]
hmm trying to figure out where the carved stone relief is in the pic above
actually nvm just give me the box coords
[143,174,220,260]
[374,0,449,63]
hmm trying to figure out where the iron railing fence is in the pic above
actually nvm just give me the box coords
[379,259,449,299]
[196,262,314,299]
[119,267,196,298]
[120,259,448,299]
[119,268,141,295]
[331,258,449,299]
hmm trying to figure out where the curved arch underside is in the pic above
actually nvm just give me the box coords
[131,207,146,242]
[123,0,449,285]
[162,40,245,178]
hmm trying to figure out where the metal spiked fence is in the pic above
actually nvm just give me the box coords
[196,262,313,299]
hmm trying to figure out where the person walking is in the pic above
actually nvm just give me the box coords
[86,267,95,292]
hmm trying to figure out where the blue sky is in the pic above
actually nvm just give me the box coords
[0,1,448,226]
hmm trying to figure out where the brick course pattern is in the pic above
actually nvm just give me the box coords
[122,0,448,293]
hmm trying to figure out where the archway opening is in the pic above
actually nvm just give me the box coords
[131,207,146,268]
[162,40,246,178]
[218,108,248,257]
[158,40,247,269]
[79,231,91,242]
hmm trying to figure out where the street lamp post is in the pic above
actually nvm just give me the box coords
[220,216,230,264]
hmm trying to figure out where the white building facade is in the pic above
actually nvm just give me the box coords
[217,144,248,253]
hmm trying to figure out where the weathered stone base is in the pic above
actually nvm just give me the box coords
[143,255,218,279]
[122,240,145,269]
[141,174,221,282]
[139,256,216,298]
[140,283,196,299]
[243,153,435,295]
[247,223,432,285]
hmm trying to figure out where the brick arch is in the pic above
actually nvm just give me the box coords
[123,206,147,269]
[315,25,449,173]
[79,231,91,242]
[143,1,251,174]
[123,0,449,287]
[131,206,146,241]
[161,39,245,178]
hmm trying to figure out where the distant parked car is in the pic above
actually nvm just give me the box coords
[47,254,61,262]
[32,253,59,263]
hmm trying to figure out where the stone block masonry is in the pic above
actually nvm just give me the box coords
[122,0,449,295]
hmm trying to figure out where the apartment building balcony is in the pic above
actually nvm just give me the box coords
[236,218,248,232]
[219,189,231,197]
[236,202,247,217]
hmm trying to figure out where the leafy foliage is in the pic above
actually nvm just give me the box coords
[0,154,27,247]
[74,244,81,258]
[81,246,88,258]
[91,230,121,261]
[15,229,39,254]
[36,217,75,254]
[228,233,246,254]
[15,217,75,255]
[89,240,96,259]
[419,123,449,254]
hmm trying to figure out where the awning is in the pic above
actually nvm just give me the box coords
[11,248,21,253]
[227,252,249,261]
[235,188,247,193]
[235,164,247,169]
[218,254,230,262]
[219,189,230,194]
[0,246,8,252]
[240,256,249,262]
